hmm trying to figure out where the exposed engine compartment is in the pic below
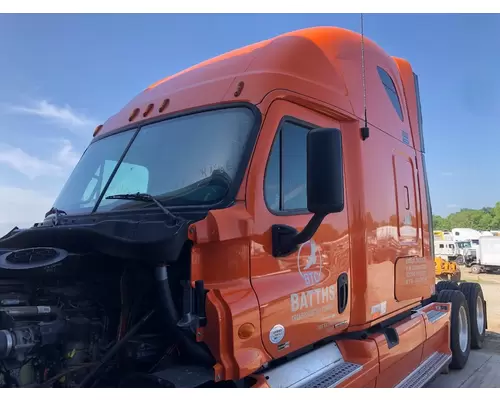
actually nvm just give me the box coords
[0,219,216,388]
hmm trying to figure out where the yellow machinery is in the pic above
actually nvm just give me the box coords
[434,230,445,240]
[435,256,461,281]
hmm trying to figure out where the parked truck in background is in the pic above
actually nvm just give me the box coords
[434,239,476,266]
[452,228,485,248]
[468,236,500,274]
[0,26,487,388]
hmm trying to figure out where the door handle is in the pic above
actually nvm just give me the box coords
[404,186,410,210]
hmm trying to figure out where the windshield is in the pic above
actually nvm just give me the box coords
[52,107,256,215]
[457,241,472,248]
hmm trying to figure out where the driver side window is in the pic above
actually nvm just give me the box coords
[264,119,315,214]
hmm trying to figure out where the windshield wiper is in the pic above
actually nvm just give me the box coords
[105,192,180,222]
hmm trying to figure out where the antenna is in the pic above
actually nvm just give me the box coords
[360,13,370,141]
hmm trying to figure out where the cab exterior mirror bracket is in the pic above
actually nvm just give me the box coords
[271,128,345,257]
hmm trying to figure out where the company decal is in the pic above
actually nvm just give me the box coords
[290,285,336,321]
[403,256,428,285]
[291,285,336,312]
[269,324,285,344]
[297,239,323,286]
[289,240,337,322]
[370,301,387,319]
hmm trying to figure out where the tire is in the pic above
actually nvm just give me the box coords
[436,281,460,292]
[459,282,486,349]
[470,264,481,274]
[436,289,471,370]
[456,255,465,265]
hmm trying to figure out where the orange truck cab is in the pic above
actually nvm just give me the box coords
[0,27,488,388]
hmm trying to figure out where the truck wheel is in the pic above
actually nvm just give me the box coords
[436,281,460,292]
[470,264,481,274]
[456,255,465,265]
[436,289,471,370]
[459,282,486,349]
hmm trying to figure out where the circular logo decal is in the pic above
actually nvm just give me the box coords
[297,239,323,286]
[269,324,285,344]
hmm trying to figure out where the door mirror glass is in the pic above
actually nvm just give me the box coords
[306,128,344,215]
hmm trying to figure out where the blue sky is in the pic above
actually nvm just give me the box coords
[0,13,499,233]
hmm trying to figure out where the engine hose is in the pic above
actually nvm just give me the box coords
[0,306,63,319]
[78,309,155,388]
[154,265,214,366]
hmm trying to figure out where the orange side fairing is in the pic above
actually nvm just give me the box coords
[190,204,272,381]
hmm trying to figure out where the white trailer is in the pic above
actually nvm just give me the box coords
[470,236,500,274]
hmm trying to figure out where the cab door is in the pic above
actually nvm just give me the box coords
[246,99,351,359]
[392,152,419,245]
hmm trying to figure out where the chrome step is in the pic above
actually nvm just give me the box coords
[264,341,362,388]
[395,352,451,388]
[297,361,362,388]
[426,309,447,323]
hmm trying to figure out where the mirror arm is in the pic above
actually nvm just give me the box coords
[293,213,326,245]
[271,213,327,257]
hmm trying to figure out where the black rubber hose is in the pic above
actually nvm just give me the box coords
[154,266,214,366]
[0,306,63,318]
[78,309,155,388]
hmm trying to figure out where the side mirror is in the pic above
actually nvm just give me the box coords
[272,127,345,257]
[307,128,344,214]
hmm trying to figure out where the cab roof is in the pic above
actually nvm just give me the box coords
[96,26,413,145]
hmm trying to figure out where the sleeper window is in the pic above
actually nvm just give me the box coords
[377,66,404,121]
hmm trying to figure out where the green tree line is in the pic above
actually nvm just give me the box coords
[433,202,500,231]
